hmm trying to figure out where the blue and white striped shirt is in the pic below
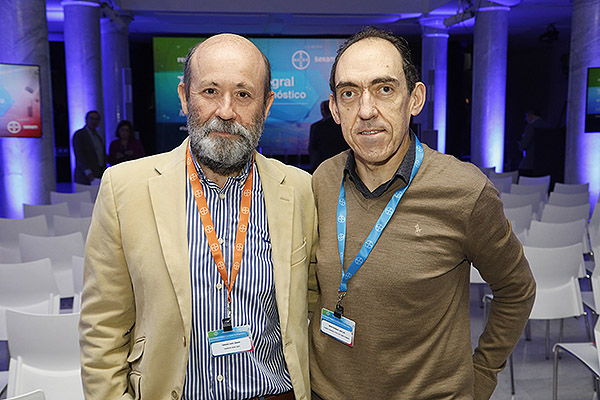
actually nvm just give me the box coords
[183,154,292,400]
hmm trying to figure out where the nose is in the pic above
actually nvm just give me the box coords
[215,94,235,121]
[357,90,377,120]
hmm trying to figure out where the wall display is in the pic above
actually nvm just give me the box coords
[153,37,345,154]
[0,63,42,138]
[586,67,600,133]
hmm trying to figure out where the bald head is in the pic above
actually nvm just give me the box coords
[182,34,272,105]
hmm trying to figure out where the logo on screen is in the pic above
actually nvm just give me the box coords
[291,50,310,70]
[6,120,21,134]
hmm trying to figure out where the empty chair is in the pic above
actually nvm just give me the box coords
[541,203,591,224]
[6,310,83,400]
[554,182,590,194]
[23,203,69,235]
[6,389,46,400]
[53,216,92,242]
[78,201,95,218]
[501,192,544,219]
[50,191,91,218]
[504,204,534,236]
[478,166,495,177]
[489,170,519,184]
[0,259,60,340]
[74,183,99,202]
[525,243,590,359]
[518,175,551,192]
[510,183,548,203]
[0,216,48,263]
[18,233,85,297]
[589,198,600,246]
[489,176,512,193]
[547,191,589,207]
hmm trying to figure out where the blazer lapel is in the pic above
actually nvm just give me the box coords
[256,153,294,336]
[148,139,191,335]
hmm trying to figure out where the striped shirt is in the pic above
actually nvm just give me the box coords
[183,153,292,400]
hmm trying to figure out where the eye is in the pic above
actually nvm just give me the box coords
[379,85,393,95]
[203,88,216,95]
[238,91,250,98]
[340,90,355,99]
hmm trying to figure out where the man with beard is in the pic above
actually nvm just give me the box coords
[79,34,317,400]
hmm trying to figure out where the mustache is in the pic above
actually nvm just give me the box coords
[200,118,251,138]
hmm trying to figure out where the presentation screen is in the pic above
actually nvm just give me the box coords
[0,63,42,138]
[586,67,600,133]
[153,37,345,154]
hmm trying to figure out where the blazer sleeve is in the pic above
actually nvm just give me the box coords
[465,180,536,399]
[79,167,136,399]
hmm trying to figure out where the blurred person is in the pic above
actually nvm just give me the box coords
[518,108,551,176]
[308,100,349,172]
[72,110,106,184]
[108,120,145,165]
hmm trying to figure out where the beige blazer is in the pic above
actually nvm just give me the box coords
[79,138,317,400]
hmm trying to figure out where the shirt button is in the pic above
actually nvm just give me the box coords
[218,237,224,245]
[171,390,178,399]
[219,193,226,200]
[216,283,223,290]
[217,374,224,382]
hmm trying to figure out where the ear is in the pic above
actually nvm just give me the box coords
[177,81,188,115]
[263,91,275,120]
[409,82,426,116]
[329,94,341,124]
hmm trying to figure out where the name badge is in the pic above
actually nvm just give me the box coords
[208,325,254,357]
[320,308,355,347]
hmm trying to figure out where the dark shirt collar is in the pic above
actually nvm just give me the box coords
[343,130,416,199]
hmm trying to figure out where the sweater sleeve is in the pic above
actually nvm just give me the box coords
[465,180,536,399]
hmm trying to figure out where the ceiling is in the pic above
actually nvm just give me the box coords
[45,0,573,42]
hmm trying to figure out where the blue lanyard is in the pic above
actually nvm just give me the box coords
[336,137,424,293]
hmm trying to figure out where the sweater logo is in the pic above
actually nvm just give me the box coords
[415,223,422,235]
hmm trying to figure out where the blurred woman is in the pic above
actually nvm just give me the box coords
[108,120,145,165]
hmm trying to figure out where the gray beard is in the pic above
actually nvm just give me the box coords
[188,113,264,176]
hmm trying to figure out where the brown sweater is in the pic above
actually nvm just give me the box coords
[309,145,536,400]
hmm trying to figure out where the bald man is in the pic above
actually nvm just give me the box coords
[79,34,317,400]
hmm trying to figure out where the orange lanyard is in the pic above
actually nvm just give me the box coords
[186,146,253,304]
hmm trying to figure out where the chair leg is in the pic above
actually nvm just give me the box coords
[553,346,560,400]
[525,320,532,341]
[559,318,564,342]
[585,312,592,341]
[509,353,516,395]
[546,320,551,360]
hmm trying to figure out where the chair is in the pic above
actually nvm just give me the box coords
[18,233,85,297]
[525,243,590,359]
[478,166,495,177]
[589,198,600,247]
[53,216,92,242]
[0,259,60,340]
[6,310,83,400]
[504,204,534,237]
[74,183,99,202]
[49,191,92,218]
[6,389,46,400]
[554,182,590,194]
[510,183,548,203]
[500,192,544,220]
[71,256,84,313]
[22,203,69,235]
[78,202,95,218]
[489,176,512,193]
[547,191,589,207]
[0,216,48,263]
[518,175,551,192]
[541,203,591,224]
[489,170,519,184]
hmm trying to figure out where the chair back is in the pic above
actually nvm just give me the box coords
[18,233,84,297]
[79,201,95,218]
[541,203,591,224]
[518,175,551,192]
[53,216,92,242]
[489,176,512,193]
[6,389,46,400]
[510,183,548,203]
[74,183,99,202]
[489,170,519,184]
[50,191,92,218]
[500,192,543,218]
[470,265,486,284]
[525,243,584,320]
[504,204,534,235]
[72,256,84,295]
[22,203,69,234]
[526,219,587,248]
[547,191,589,207]
[0,259,60,340]
[589,197,600,243]
[6,310,83,399]
[0,216,49,263]
[478,166,495,177]
[554,182,590,194]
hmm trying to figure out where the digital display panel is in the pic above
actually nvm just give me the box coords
[153,37,345,155]
[586,67,600,133]
[0,63,42,138]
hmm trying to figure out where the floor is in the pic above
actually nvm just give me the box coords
[1,264,598,399]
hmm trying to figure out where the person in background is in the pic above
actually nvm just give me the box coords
[308,100,349,172]
[108,120,145,165]
[72,110,106,184]
[518,108,551,177]
[79,33,317,400]
[309,26,535,400]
